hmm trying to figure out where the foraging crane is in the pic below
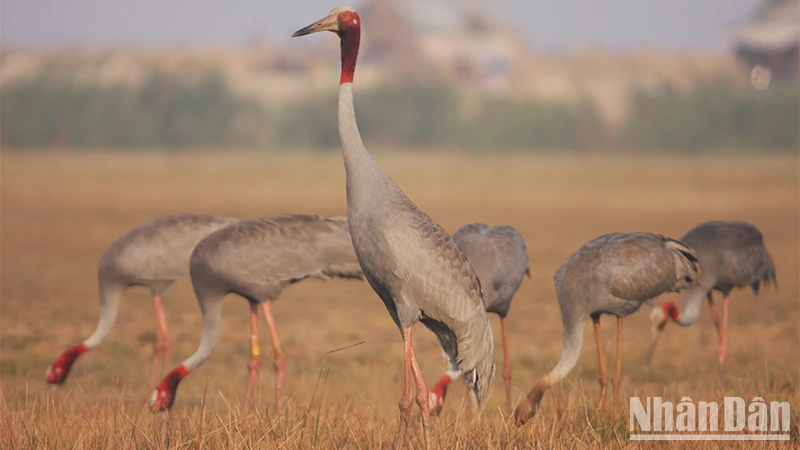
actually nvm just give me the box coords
[513,232,700,425]
[45,214,238,386]
[292,7,495,445]
[149,215,364,411]
[647,221,777,370]
[429,223,530,414]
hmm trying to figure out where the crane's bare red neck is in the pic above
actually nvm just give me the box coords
[337,13,361,85]
[430,373,452,406]
[161,365,189,391]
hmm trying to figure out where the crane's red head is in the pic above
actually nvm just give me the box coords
[150,364,190,412]
[292,6,361,84]
[649,301,680,330]
[45,343,89,384]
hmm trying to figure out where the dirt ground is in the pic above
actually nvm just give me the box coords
[1,152,797,448]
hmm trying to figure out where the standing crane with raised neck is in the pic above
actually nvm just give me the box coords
[292,7,495,446]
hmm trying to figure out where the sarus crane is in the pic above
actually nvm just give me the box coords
[647,220,777,371]
[292,7,495,446]
[514,232,700,425]
[46,214,237,386]
[149,215,363,411]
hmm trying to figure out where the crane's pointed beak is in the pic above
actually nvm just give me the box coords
[292,14,339,37]
[644,325,664,371]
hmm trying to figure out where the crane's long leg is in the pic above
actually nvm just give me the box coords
[717,295,730,370]
[149,295,172,386]
[706,291,721,332]
[500,316,513,412]
[260,301,286,402]
[246,302,262,401]
[612,318,623,407]
[408,335,431,449]
[397,327,415,444]
[592,315,608,409]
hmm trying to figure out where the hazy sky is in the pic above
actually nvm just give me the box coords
[2,0,763,51]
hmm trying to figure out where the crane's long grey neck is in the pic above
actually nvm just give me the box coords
[181,294,224,370]
[338,82,394,200]
[675,285,705,326]
[83,282,124,348]
[546,319,584,384]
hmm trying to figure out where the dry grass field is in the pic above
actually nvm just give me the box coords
[1,151,798,449]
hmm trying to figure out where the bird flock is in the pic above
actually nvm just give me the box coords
[45,5,778,445]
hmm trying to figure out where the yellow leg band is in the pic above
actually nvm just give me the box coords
[250,336,261,357]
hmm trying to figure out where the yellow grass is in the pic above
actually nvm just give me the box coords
[1,151,798,448]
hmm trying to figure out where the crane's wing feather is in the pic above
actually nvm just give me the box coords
[384,209,485,323]
[107,214,238,281]
[199,215,361,288]
[601,233,699,302]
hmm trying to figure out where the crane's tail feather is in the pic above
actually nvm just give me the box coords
[765,253,778,290]
[661,236,701,286]
[753,255,778,294]
[422,311,495,409]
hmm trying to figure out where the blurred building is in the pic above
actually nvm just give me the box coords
[730,0,799,81]
[358,0,527,94]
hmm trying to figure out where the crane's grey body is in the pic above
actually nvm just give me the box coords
[682,221,776,299]
[452,223,530,318]
[180,214,364,370]
[514,232,700,423]
[89,214,239,347]
[339,83,495,404]
[556,233,699,332]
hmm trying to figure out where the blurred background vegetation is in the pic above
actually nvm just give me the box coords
[2,69,796,153]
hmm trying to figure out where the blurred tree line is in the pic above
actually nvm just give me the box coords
[1,70,797,152]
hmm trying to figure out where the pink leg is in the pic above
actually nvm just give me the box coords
[718,295,729,370]
[592,315,608,409]
[149,295,172,385]
[261,301,285,402]
[612,318,623,407]
[246,303,262,401]
[500,316,512,412]
[397,327,415,442]
[706,291,720,333]
[408,334,431,448]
